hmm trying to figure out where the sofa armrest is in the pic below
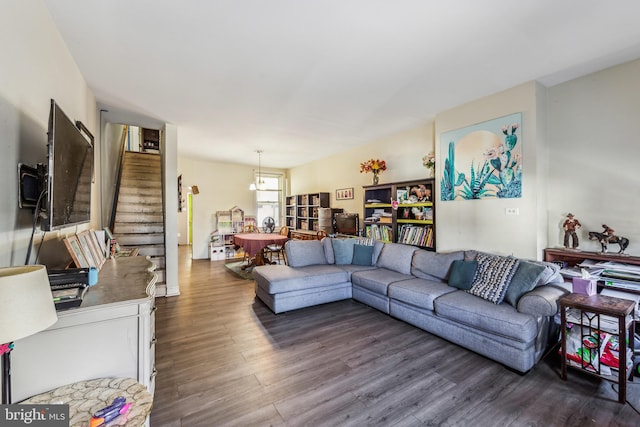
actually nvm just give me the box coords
[517,285,570,317]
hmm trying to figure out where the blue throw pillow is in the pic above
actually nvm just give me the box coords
[352,244,374,266]
[448,260,478,290]
[331,239,355,265]
[504,261,546,307]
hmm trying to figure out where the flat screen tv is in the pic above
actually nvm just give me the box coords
[41,100,94,231]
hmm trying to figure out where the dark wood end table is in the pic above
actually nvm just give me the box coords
[559,293,635,403]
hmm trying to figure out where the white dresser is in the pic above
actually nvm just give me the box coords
[10,256,157,402]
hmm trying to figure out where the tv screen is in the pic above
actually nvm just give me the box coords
[42,100,93,231]
[334,213,359,236]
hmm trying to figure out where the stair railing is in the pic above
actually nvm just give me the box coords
[108,125,129,231]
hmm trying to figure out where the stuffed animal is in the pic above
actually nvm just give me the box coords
[410,185,431,201]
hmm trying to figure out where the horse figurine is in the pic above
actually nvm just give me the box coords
[588,231,630,254]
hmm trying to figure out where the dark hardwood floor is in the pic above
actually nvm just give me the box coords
[150,246,640,426]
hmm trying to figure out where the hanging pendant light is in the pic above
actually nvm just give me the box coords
[249,150,263,191]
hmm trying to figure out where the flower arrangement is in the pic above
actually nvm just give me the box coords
[360,158,387,184]
[422,152,435,170]
[359,158,387,174]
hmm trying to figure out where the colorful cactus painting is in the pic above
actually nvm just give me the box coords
[439,113,522,201]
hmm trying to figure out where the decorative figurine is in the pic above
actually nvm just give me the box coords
[588,224,630,254]
[562,213,581,249]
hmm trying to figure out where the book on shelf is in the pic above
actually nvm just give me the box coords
[365,224,392,241]
[397,224,433,247]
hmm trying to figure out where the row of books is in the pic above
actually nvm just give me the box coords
[397,225,434,248]
[365,224,392,242]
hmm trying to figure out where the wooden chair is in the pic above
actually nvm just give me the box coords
[243,224,257,233]
[265,226,289,264]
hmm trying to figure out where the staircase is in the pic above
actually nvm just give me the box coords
[112,151,166,294]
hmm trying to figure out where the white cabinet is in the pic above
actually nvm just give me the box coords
[10,256,157,402]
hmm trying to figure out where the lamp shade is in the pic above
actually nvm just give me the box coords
[0,265,58,344]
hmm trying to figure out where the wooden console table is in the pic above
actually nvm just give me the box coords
[544,248,640,267]
[560,293,635,403]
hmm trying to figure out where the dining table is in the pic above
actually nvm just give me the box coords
[233,232,289,269]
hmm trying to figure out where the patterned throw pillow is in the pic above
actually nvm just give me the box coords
[468,254,520,304]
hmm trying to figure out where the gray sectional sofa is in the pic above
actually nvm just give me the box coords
[252,238,568,373]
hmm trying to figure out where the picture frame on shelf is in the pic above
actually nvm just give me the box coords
[76,231,98,269]
[63,235,90,269]
[396,189,408,203]
[87,230,106,269]
[336,188,354,200]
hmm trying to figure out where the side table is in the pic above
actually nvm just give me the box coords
[559,293,635,403]
[20,377,153,427]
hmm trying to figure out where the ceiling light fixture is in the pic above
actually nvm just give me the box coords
[249,150,264,191]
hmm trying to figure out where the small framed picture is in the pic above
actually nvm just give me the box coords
[63,235,91,268]
[76,231,97,269]
[88,230,106,269]
[396,189,408,202]
[336,188,354,200]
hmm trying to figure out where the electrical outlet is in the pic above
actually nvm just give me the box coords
[505,208,519,216]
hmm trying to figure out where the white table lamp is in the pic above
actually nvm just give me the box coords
[0,265,58,404]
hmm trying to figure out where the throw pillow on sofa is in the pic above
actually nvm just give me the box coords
[352,244,374,266]
[468,253,520,304]
[504,261,546,307]
[448,260,478,290]
[332,238,355,265]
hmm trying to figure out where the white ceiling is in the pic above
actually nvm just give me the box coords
[43,0,640,169]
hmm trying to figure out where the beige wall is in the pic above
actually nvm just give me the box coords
[434,82,545,259]
[0,1,97,267]
[546,58,640,255]
[289,122,435,218]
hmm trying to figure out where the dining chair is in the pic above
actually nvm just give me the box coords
[243,224,257,233]
[265,226,289,264]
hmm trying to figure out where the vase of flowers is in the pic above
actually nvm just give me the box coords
[360,158,387,185]
[423,152,435,177]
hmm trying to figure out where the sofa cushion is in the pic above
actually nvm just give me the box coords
[352,244,374,266]
[388,278,457,311]
[351,268,414,295]
[372,240,385,265]
[411,250,465,282]
[285,240,328,267]
[504,261,546,307]
[434,290,539,343]
[468,254,520,304]
[332,238,355,265]
[253,264,348,294]
[336,264,378,279]
[448,260,478,290]
[322,237,335,264]
[376,243,418,275]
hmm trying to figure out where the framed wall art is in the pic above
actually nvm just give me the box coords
[440,112,522,201]
[336,188,354,200]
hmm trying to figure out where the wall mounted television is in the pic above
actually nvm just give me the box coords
[41,99,94,231]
